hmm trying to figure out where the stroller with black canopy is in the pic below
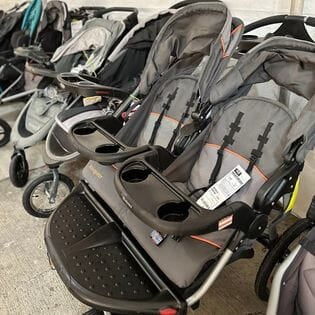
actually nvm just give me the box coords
[45,36,315,314]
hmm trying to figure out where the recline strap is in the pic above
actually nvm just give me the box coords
[246,122,274,174]
[208,111,244,186]
[166,92,196,151]
[148,88,178,145]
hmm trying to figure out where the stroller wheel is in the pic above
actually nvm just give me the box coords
[255,218,314,301]
[22,173,74,218]
[10,151,29,187]
[0,119,11,147]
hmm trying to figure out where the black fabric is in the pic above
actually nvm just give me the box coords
[38,28,62,52]
[0,11,23,52]
[208,111,244,185]
[98,14,172,91]
[246,122,273,173]
[167,92,196,151]
[148,88,179,145]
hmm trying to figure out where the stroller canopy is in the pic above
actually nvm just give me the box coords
[51,18,126,73]
[138,1,241,98]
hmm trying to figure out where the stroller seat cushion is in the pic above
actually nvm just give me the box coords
[187,96,296,207]
[82,161,234,288]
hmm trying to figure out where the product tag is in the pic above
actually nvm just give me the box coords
[197,165,251,210]
[83,96,102,106]
[150,230,167,246]
[71,20,83,36]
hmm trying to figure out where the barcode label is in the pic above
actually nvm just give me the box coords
[197,165,251,210]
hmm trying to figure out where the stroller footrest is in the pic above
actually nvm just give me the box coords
[45,184,184,313]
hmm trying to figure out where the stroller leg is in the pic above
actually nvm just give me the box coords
[48,168,60,204]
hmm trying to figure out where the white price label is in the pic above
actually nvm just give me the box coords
[71,20,83,36]
[197,165,251,210]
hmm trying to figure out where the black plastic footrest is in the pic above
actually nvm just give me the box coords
[48,189,157,300]
[45,184,184,313]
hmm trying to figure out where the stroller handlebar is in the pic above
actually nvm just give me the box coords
[244,14,315,33]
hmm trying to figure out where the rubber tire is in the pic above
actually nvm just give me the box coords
[0,119,11,147]
[255,218,314,301]
[22,173,74,218]
[9,152,29,187]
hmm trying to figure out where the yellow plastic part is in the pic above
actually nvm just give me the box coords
[285,177,300,213]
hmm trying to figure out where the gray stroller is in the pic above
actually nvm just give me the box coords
[266,197,315,315]
[23,1,240,218]
[45,37,315,314]
[9,7,138,188]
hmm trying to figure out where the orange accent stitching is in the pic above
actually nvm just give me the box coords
[205,143,268,180]
[220,37,229,58]
[190,235,222,249]
[150,111,181,125]
[231,24,243,35]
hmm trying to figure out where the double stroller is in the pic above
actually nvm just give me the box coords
[21,1,214,217]
[44,14,315,311]
[9,6,139,187]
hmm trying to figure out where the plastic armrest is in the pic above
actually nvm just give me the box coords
[57,107,153,165]
[115,159,266,236]
[57,73,130,98]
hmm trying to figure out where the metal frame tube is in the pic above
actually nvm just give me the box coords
[266,245,301,315]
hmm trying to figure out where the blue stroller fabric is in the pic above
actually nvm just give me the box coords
[21,0,42,38]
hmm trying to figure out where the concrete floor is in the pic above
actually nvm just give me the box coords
[0,102,298,315]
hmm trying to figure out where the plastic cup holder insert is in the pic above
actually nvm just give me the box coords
[157,202,190,222]
[73,125,97,135]
[95,144,120,154]
[121,167,151,183]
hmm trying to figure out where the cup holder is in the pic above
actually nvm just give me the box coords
[73,125,97,135]
[121,166,151,183]
[157,202,190,222]
[242,35,258,40]
[95,144,120,154]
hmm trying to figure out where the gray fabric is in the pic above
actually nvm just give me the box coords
[116,2,243,148]
[51,18,124,70]
[210,37,315,104]
[278,227,315,315]
[138,2,242,97]
[25,88,69,134]
[208,37,315,163]
[82,161,232,288]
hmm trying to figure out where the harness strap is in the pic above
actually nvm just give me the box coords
[166,92,196,151]
[148,87,178,145]
[246,122,274,174]
[208,111,244,186]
